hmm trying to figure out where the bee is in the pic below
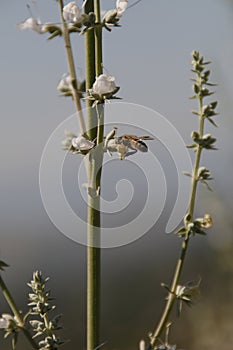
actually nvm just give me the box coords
[119,134,154,153]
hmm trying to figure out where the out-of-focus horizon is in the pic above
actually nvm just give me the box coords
[0,1,233,349]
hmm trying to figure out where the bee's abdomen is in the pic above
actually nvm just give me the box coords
[133,140,148,152]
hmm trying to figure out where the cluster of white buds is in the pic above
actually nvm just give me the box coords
[63,2,83,24]
[92,74,117,95]
[18,0,129,37]
[17,17,46,34]
[17,15,62,39]
[62,132,95,154]
[116,0,128,18]
[103,0,128,27]
[72,135,95,151]
[0,313,21,348]
[87,74,120,105]
[0,314,18,329]
[57,73,86,98]
[57,73,73,92]
[176,213,213,237]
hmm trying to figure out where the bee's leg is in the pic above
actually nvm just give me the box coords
[125,150,137,157]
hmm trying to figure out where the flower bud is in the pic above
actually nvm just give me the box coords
[72,135,95,151]
[63,2,82,24]
[116,0,128,18]
[92,74,117,95]
[17,17,45,34]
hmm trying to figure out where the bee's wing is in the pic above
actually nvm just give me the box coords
[138,136,154,140]
[120,134,139,140]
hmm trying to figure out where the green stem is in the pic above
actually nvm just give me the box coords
[94,0,104,187]
[85,1,103,350]
[0,275,38,349]
[94,0,103,76]
[188,96,204,219]
[85,0,97,141]
[150,88,205,346]
[58,0,86,135]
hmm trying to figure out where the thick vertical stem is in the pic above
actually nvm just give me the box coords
[94,0,103,76]
[87,197,101,350]
[85,2,102,350]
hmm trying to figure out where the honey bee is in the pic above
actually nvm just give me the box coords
[119,134,154,153]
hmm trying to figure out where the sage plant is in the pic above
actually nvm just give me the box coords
[140,51,217,350]
[0,1,219,350]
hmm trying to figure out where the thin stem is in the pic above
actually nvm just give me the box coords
[94,0,103,76]
[0,275,38,349]
[188,96,204,219]
[150,79,205,346]
[58,0,86,135]
[150,238,189,345]
[94,0,104,186]
[85,0,97,141]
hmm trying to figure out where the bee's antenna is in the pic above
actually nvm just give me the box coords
[26,3,33,18]
[26,1,41,23]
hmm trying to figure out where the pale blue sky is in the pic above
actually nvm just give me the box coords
[1,0,233,235]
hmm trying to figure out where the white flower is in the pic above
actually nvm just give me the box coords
[0,314,14,329]
[63,2,82,23]
[72,135,94,151]
[92,74,117,96]
[139,340,146,350]
[17,17,45,34]
[0,318,8,329]
[116,0,128,18]
[57,73,72,91]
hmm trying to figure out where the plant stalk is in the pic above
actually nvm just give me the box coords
[58,0,86,135]
[150,81,205,346]
[85,1,103,350]
[0,275,38,349]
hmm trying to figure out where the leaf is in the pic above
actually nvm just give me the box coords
[59,92,73,97]
[202,181,213,191]
[210,101,218,109]
[68,26,81,34]
[192,110,200,116]
[195,228,207,235]
[205,82,217,86]
[193,84,200,94]
[12,333,18,350]
[186,144,196,149]
[183,172,192,177]
[202,61,212,65]
[176,226,187,237]
[47,30,62,40]
[0,260,9,271]
[207,117,218,127]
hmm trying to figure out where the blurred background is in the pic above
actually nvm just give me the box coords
[1,0,233,349]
